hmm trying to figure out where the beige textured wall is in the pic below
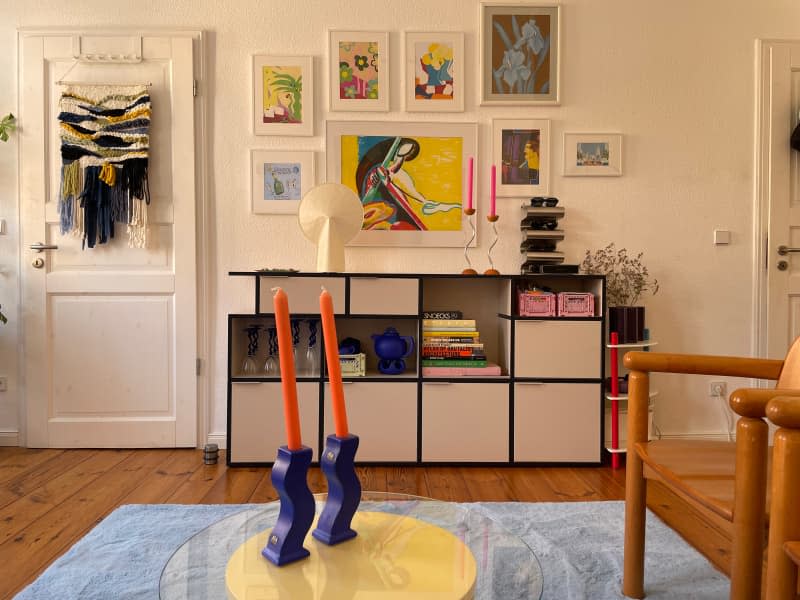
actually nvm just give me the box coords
[1,0,799,445]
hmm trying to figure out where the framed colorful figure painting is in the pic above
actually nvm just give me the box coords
[404,31,465,112]
[492,118,550,196]
[326,121,478,247]
[329,30,390,111]
[251,150,315,214]
[479,2,560,105]
[252,55,314,136]
[563,133,623,176]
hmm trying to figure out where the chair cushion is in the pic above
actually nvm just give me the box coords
[635,440,772,523]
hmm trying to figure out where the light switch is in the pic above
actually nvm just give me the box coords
[713,229,731,245]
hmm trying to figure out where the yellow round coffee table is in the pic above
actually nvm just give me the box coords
[225,511,476,599]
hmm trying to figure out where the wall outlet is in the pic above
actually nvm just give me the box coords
[709,380,727,398]
[0,376,7,392]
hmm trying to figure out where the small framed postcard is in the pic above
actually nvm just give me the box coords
[492,118,550,196]
[404,31,465,112]
[329,30,390,112]
[251,150,315,214]
[563,133,623,176]
[252,55,314,136]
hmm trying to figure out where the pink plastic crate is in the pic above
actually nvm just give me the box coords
[518,291,556,316]
[558,292,595,317]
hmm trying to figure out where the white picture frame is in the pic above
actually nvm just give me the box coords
[252,55,314,136]
[329,30,390,112]
[492,118,550,196]
[562,133,623,176]
[404,31,465,112]
[326,120,478,247]
[479,2,561,106]
[251,150,315,214]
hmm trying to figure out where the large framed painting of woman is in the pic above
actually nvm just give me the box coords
[326,121,478,247]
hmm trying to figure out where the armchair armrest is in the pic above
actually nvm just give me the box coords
[767,395,800,428]
[623,351,784,380]
[730,388,800,418]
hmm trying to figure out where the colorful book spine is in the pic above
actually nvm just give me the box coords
[421,359,488,367]
[422,310,463,320]
[422,319,476,328]
[422,331,480,338]
[422,326,478,332]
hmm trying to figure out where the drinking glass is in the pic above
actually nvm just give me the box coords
[241,324,261,376]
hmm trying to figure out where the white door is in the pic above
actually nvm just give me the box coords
[19,32,199,447]
[757,41,800,360]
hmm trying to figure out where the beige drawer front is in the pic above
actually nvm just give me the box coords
[422,382,508,462]
[324,382,417,461]
[514,382,601,462]
[514,320,601,378]
[349,277,419,315]
[229,382,319,463]
[258,276,345,314]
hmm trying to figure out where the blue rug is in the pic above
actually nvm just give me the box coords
[15,501,728,599]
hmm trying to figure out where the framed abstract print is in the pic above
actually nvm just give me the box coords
[329,30,390,112]
[404,31,465,112]
[251,150,315,214]
[252,55,314,136]
[492,118,550,196]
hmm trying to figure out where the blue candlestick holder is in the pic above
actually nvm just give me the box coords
[312,434,361,545]
[262,445,315,566]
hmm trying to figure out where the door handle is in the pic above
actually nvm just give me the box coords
[777,245,800,255]
[29,242,58,253]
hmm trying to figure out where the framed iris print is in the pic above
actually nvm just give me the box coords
[251,150,315,214]
[480,2,561,105]
[329,30,390,112]
[326,121,478,247]
[492,118,550,196]
[404,31,465,112]
[252,55,314,136]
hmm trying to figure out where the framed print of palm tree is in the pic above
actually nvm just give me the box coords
[252,55,314,135]
[479,2,561,105]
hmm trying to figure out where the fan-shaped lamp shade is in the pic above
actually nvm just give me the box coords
[298,183,364,272]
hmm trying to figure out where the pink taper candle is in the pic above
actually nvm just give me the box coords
[466,156,474,211]
[490,165,497,217]
[320,287,349,438]
[272,287,302,451]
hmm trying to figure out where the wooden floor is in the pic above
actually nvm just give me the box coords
[0,447,728,598]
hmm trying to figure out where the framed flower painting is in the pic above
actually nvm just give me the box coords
[404,31,465,112]
[252,55,314,136]
[329,30,390,111]
[479,2,561,105]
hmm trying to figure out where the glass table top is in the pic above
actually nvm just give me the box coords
[159,492,543,599]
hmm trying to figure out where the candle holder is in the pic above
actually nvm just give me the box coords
[461,208,477,275]
[312,433,361,545]
[261,445,315,566]
[484,214,500,275]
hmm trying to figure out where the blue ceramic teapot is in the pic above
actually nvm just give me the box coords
[371,327,415,375]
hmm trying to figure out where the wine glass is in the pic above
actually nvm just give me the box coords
[291,318,301,369]
[263,326,279,376]
[304,319,320,376]
[241,324,261,376]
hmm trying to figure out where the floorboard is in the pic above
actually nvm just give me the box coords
[0,448,723,597]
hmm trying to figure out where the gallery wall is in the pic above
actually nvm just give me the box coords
[1,0,800,446]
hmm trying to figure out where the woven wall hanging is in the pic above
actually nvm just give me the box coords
[57,84,151,249]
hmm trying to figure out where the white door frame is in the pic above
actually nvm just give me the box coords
[15,28,210,448]
[753,39,793,361]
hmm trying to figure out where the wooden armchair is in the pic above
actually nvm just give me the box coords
[622,340,800,600]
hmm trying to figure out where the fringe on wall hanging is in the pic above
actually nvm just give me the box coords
[57,84,151,249]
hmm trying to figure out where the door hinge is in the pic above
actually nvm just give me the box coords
[193,79,198,97]
[196,358,202,376]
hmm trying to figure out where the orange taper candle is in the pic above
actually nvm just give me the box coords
[272,287,302,450]
[320,287,349,438]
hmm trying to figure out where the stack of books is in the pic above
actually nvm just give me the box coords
[421,313,501,376]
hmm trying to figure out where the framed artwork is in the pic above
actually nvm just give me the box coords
[252,55,314,136]
[479,2,561,105]
[326,121,478,247]
[404,31,465,112]
[251,150,315,214]
[492,118,550,196]
[563,133,623,176]
[329,30,390,112]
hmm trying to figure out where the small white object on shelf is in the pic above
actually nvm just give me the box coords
[606,340,658,349]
